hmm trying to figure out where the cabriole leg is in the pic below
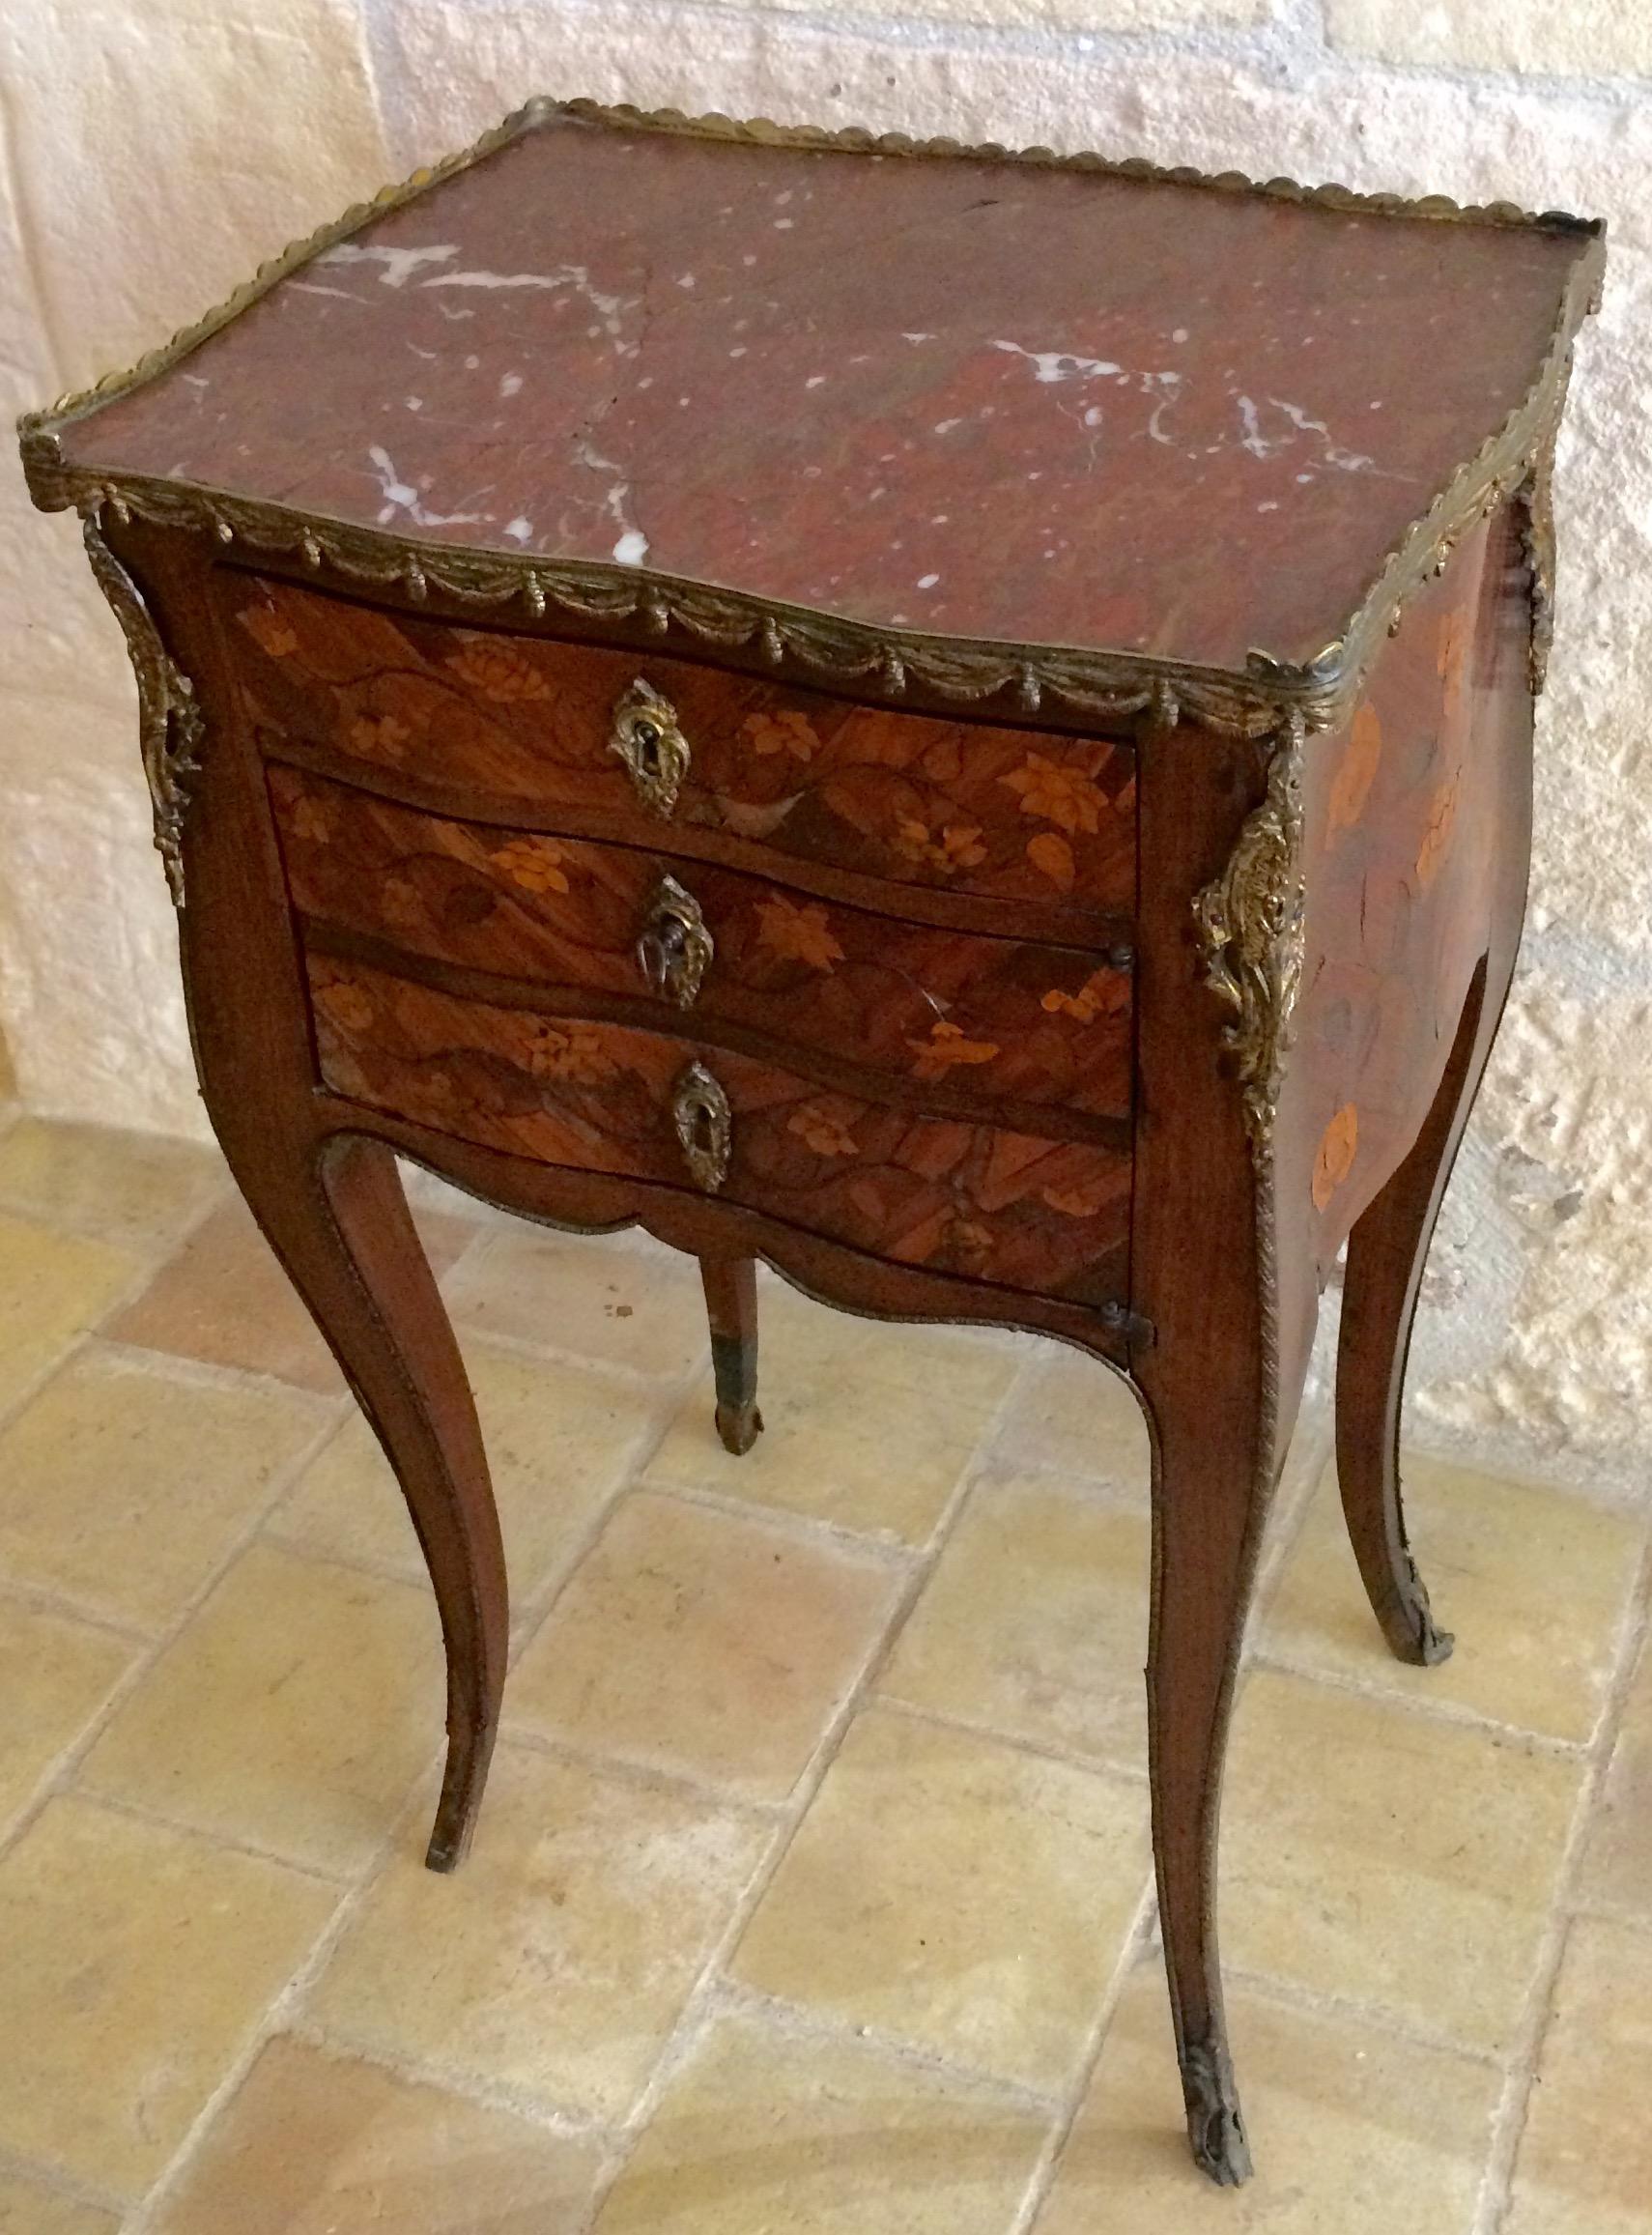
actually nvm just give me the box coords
[1142,1370,1281,2186]
[1336,938,1517,1666]
[701,1254,763,1455]
[216,1129,507,1870]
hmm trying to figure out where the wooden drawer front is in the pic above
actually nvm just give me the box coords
[307,959,1130,1306]
[271,769,1132,1132]
[229,574,1136,919]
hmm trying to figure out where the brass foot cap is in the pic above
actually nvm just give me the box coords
[715,1401,764,1456]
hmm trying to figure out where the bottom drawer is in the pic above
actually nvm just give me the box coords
[309,958,1130,1305]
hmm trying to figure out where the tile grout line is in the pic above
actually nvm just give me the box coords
[1245,1645,1596,1758]
[120,1736,458,2235]
[1008,1877,1162,2235]
[1470,1516,1652,2235]
[570,1343,1040,2228]
[0,1178,242,1450]
[0,2136,130,2223]
[0,1388,350,1877]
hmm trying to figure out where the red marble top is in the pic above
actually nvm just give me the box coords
[54,108,1597,674]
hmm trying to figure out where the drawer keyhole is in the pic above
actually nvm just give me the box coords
[671,1061,731,1193]
[638,875,714,1008]
[610,679,690,817]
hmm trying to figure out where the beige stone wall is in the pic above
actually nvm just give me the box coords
[2,0,1648,1491]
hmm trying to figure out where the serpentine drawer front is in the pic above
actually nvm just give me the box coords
[21,94,1601,2187]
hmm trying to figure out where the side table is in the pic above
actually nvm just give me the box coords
[19,98,1602,2183]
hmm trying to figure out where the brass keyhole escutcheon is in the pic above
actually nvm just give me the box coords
[671,1061,731,1192]
[638,875,714,1009]
[610,678,690,817]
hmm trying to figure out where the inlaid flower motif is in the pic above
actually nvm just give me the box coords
[893,818,986,876]
[239,603,298,658]
[347,712,411,763]
[1041,971,1125,1026]
[314,974,375,1034]
[1312,1103,1359,1212]
[523,1022,614,1084]
[1416,776,1459,889]
[1042,1176,1117,1218]
[788,1103,859,1157]
[754,894,844,970]
[380,874,422,929]
[946,1217,994,1262]
[444,640,551,702]
[999,752,1106,835]
[289,793,334,845]
[742,708,820,761]
[490,836,570,894]
[906,1018,1001,1077]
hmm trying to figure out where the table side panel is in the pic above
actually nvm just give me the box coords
[1281,503,1532,1284]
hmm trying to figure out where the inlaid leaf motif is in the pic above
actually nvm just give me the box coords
[753,894,844,970]
[1312,1103,1359,1210]
[1042,1177,1118,1218]
[907,1019,1001,1078]
[238,602,298,658]
[490,836,570,894]
[1327,703,1381,833]
[1026,830,1075,890]
[741,708,820,761]
[1041,971,1125,1025]
[444,639,551,702]
[999,752,1105,835]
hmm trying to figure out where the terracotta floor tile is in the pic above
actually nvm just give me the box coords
[151,2033,606,2234]
[270,1341,668,1613]
[0,1212,138,1417]
[443,1226,710,1381]
[107,1196,474,1391]
[0,1117,224,1254]
[0,1794,335,2198]
[1263,1457,1640,1742]
[0,1598,135,1838]
[79,1542,443,1877]
[1577,1622,1652,1926]
[509,1491,904,1801]
[878,1471,1150,1771]
[595,2006,1051,2235]
[1223,1669,1581,2052]
[0,1347,327,1630]
[642,1290,1020,1544]
[309,1741,771,2120]
[0,2169,120,2234]
[1035,1963,1499,2232]
[984,1346,1148,1501]
[1504,1917,1652,2235]
[729,1706,1151,2093]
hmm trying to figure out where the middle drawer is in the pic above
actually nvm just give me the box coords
[269,767,1132,1132]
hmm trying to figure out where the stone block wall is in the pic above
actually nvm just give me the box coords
[1,0,1648,1492]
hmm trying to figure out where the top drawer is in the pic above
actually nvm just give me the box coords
[221,574,1136,923]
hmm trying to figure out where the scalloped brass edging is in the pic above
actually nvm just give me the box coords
[17,95,1606,739]
[80,517,202,906]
